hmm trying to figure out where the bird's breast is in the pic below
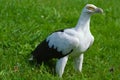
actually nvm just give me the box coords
[79,34,94,52]
[70,33,94,57]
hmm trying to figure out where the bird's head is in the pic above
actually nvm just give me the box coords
[83,4,103,14]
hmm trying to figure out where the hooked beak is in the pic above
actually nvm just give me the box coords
[95,8,103,13]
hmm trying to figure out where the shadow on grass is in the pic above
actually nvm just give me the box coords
[27,55,57,76]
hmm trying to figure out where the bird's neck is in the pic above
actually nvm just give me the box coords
[75,13,91,32]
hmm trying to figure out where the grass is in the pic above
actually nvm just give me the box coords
[0,0,120,80]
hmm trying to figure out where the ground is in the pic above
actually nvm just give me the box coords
[0,0,120,80]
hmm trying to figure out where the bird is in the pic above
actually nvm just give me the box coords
[29,4,103,77]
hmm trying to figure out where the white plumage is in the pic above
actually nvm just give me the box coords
[47,29,79,54]
[30,4,103,77]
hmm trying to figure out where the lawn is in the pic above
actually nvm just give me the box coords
[0,0,120,80]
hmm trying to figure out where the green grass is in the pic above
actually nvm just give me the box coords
[0,0,120,80]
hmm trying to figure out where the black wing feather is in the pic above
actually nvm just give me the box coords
[31,29,73,64]
[32,39,73,64]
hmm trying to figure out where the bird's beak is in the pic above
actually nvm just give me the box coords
[95,8,103,13]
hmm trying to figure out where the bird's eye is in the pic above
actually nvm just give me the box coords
[87,6,95,11]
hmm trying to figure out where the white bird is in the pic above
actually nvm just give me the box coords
[29,4,103,77]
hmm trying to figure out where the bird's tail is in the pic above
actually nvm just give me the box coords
[28,55,34,61]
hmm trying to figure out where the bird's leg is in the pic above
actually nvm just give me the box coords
[56,56,68,77]
[74,53,84,72]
